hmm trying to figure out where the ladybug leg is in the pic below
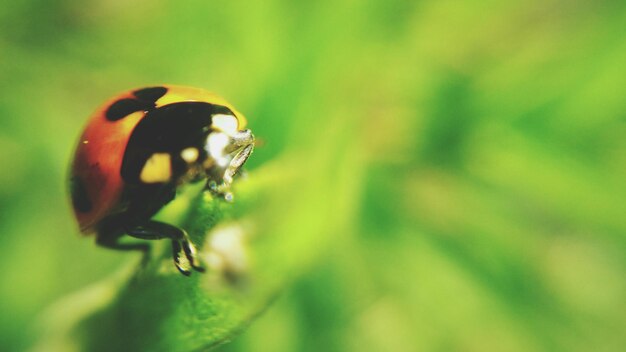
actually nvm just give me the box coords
[95,230,152,267]
[96,230,151,252]
[126,221,204,275]
[209,129,255,200]
[224,139,254,185]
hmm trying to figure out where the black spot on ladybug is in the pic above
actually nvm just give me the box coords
[70,176,92,213]
[133,86,168,103]
[105,98,152,121]
[121,102,216,184]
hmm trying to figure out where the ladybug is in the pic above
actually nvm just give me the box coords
[69,85,255,275]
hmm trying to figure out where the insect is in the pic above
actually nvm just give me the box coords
[69,85,254,275]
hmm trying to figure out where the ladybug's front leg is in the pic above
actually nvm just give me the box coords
[126,221,204,275]
[209,129,255,200]
[223,132,255,186]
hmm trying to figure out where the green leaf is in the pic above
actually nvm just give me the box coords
[32,119,360,351]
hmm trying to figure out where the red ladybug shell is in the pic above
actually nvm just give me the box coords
[69,85,247,234]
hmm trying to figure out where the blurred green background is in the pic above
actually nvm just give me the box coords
[1,0,625,351]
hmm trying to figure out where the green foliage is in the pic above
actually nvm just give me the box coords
[1,0,626,351]
[31,125,359,350]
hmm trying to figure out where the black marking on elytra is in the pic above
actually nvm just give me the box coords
[70,176,92,213]
[133,86,168,103]
[105,98,153,121]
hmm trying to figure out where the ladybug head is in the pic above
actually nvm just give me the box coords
[201,114,254,183]
[171,113,254,189]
